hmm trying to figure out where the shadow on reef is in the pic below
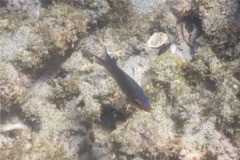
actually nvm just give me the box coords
[233,70,240,82]
[178,15,202,47]
[211,41,240,62]
[182,62,218,93]
[100,106,129,131]
[0,1,6,8]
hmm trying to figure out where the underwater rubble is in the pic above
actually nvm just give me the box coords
[0,0,239,160]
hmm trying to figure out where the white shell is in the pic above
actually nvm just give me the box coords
[170,44,177,54]
[147,32,168,48]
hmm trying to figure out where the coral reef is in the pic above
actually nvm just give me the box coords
[0,62,30,108]
[0,0,239,159]
[198,0,240,60]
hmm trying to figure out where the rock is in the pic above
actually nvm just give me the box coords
[169,0,193,19]
[130,0,166,15]
[198,0,240,60]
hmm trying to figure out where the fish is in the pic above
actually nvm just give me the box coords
[91,47,151,111]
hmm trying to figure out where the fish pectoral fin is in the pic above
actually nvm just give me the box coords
[133,99,142,107]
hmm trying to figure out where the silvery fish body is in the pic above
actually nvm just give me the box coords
[92,48,151,111]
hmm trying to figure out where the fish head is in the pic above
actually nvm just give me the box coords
[133,92,151,111]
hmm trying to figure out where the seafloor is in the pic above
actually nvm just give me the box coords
[0,0,239,160]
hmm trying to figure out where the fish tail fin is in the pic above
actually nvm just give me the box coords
[92,54,106,66]
[93,46,114,66]
[100,46,113,63]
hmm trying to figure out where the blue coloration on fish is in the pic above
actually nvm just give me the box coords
[92,47,151,111]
